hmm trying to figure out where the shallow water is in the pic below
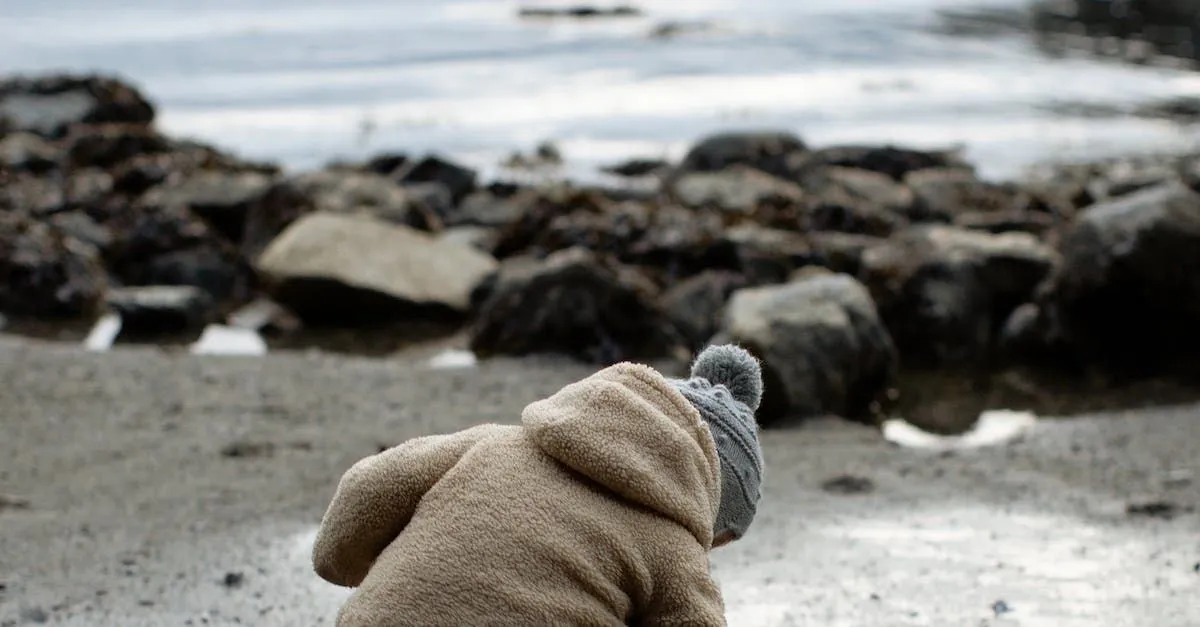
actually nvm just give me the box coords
[5,0,1200,182]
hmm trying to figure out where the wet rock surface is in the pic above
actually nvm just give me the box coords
[4,72,1200,424]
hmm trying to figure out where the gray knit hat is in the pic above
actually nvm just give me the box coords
[670,344,765,541]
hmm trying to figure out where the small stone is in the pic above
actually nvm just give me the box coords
[991,600,1013,616]
[820,475,875,495]
[220,441,276,459]
[1126,501,1179,520]
[222,572,245,589]
[18,607,48,624]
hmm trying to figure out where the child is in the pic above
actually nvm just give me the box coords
[312,344,765,626]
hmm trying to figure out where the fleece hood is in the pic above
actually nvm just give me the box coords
[521,362,723,546]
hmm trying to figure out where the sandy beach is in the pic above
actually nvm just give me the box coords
[1,336,1196,626]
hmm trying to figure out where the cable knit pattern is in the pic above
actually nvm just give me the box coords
[313,362,727,627]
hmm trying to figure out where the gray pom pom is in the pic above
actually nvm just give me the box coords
[690,344,763,411]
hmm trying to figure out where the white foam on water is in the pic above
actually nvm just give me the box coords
[189,324,268,356]
[882,409,1037,450]
[82,313,123,352]
[428,348,478,370]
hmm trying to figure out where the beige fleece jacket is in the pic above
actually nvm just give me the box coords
[312,362,727,626]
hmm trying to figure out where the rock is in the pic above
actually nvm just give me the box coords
[104,204,248,303]
[0,213,107,318]
[793,144,968,181]
[660,270,748,351]
[49,211,113,252]
[395,155,478,204]
[104,285,215,334]
[0,74,154,138]
[1035,181,1200,370]
[808,231,886,276]
[601,158,670,178]
[672,165,805,216]
[517,5,642,19]
[674,130,806,179]
[469,247,681,364]
[488,187,614,259]
[0,169,114,218]
[256,212,498,324]
[239,181,316,261]
[859,225,1056,367]
[109,141,277,197]
[715,273,897,424]
[362,152,409,176]
[623,205,737,281]
[720,224,812,284]
[451,188,537,229]
[139,170,275,243]
[139,247,251,304]
[438,226,499,252]
[904,168,1032,222]
[64,124,170,169]
[798,166,912,236]
[954,210,1056,236]
[0,132,58,173]
[290,170,436,231]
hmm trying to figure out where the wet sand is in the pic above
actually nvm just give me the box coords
[0,336,1197,626]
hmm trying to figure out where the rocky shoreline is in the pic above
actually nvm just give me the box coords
[3,73,1200,429]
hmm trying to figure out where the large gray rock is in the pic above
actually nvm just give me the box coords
[1032,181,1200,371]
[860,225,1056,367]
[256,212,497,324]
[715,272,897,424]
[469,247,681,364]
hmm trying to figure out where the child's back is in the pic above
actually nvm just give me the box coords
[314,347,764,626]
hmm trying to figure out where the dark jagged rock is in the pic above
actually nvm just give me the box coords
[808,231,886,276]
[64,124,171,169]
[798,166,913,236]
[240,181,316,261]
[469,247,682,364]
[103,203,250,304]
[0,212,107,318]
[720,224,813,285]
[713,272,897,425]
[791,144,968,182]
[395,155,478,204]
[674,130,807,179]
[660,270,748,351]
[138,170,275,243]
[1032,181,1200,372]
[859,225,1056,368]
[903,168,1034,223]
